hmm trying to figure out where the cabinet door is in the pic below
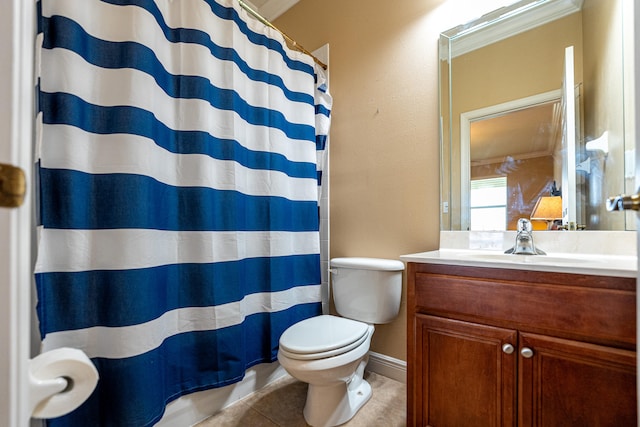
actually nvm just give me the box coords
[518,333,637,427]
[415,315,517,427]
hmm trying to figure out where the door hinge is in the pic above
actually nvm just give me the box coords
[0,163,26,208]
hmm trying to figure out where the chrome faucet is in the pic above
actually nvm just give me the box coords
[504,218,546,255]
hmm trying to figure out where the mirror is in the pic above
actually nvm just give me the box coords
[439,0,635,231]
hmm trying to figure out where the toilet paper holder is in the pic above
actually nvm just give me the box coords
[28,347,99,419]
[29,375,70,417]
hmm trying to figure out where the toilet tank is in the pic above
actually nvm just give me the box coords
[330,257,404,324]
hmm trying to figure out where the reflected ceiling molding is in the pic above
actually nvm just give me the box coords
[470,150,555,167]
[440,0,583,59]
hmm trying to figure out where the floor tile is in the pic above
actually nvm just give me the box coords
[196,371,406,427]
[194,401,279,427]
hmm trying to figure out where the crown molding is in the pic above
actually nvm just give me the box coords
[441,0,583,60]
[258,0,299,21]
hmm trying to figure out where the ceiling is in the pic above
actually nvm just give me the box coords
[470,101,562,165]
[243,0,299,21]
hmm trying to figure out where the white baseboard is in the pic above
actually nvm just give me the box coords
[366,351,406,384]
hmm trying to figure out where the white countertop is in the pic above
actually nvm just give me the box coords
[400,231,638,278]
[400,249,637,278]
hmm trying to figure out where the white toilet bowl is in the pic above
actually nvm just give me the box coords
[277,258,404,427]
[277,315,375,427]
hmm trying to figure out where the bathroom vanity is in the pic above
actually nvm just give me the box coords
[419,0,639,421]
[403,246,637,426]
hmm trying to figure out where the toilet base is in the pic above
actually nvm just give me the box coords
[302,372,372,427]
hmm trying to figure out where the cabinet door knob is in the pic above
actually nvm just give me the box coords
[502,343,515,354]
[520,347,534,358]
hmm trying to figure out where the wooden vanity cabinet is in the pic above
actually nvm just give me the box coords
[407,262,637,427]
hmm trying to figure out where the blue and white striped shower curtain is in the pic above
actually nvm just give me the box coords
[34,0,331,425]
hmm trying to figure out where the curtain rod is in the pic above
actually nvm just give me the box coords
[237,0,327,70]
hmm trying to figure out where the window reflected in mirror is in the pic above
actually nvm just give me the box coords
[470,177,507,231]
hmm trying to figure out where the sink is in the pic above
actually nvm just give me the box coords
[457,252,592,265]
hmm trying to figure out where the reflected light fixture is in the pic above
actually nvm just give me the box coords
[530,196,563,230]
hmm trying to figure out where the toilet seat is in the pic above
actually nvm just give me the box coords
[279,315,369,360]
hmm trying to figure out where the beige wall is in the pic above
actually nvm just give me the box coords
[274,0,507,361]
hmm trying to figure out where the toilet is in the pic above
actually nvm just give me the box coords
[277,257,404,427]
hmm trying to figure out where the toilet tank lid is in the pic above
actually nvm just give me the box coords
[330,257,405,271]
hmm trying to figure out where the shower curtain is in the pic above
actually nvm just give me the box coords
[34,0,332,425]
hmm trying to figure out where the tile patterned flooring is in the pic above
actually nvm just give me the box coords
[195,371,406,426]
